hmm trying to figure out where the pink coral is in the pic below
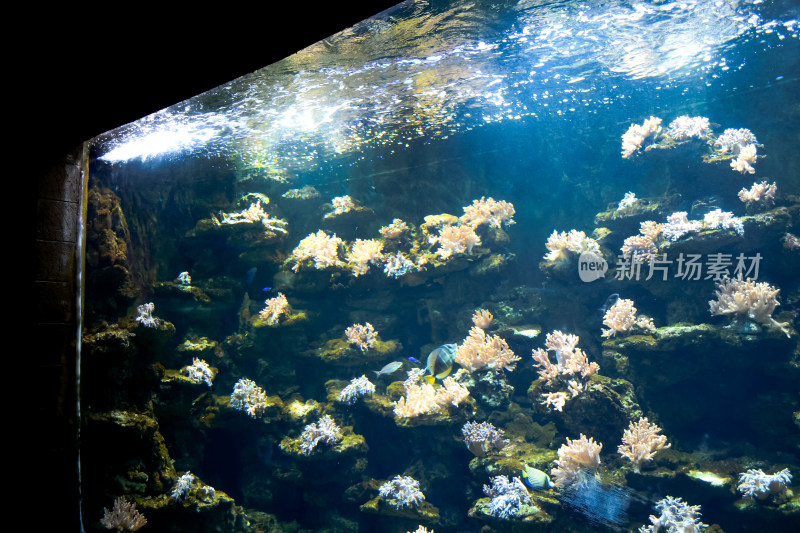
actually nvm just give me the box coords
[291,230,344,271]
[459,196,516,228]
[455,326,520,372]
[259,292,289,325]
[434,224,481,259]
[551,434,603,488]
[618,417,670,471]
[345,322,378,351]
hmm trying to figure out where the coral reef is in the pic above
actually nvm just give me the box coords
[230,378,269,419]
[455,326,520,372]
[290,230,344,271]
[100,496,147,532]
[299,414,342,455]
[339,375,376,405]
[461,421,509,457]
[183,358,214,386]
[481,475,535,519]
[709,276,790,336]
[393,368,470,418]
[258,292,290,325]
[737,468,792,500]
[551,434,603,489]
[345,322,378,352]
[621,116,663,158]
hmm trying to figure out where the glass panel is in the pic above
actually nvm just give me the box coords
[82,1,799,532]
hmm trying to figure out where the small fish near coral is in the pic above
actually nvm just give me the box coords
[424,343,457,383]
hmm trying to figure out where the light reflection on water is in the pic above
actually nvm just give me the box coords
[94,0,797,170]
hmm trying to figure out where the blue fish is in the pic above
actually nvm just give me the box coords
[408,357,419,363]
[262,286,271,292]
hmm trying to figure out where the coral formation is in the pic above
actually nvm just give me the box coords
[230,378,269,419]
[345,322,378,352]
[347,239,385,276]
[461,420,509,457]
[737,468,792,500]
[393,368,470,418]
[618,417,670,471]
[259,292,290,325]
[551,434,603,488]
[378,475,426,508]
[183,358,214,386]
[135,302,159,328]
[709,276,790,336]
[459,197,516,228]
[602,298,655,338]
[481,475,535,519]
[621,116,663,158]
[339,375,376,405]
[100,496,147,532]
[455,326,520,372]
[290,230,344,271]
[738,181,777,209]
[543,229,601,261]
[299,414,342,455]
[639,496,707,533]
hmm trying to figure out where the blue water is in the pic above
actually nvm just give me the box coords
[84,1,799,531]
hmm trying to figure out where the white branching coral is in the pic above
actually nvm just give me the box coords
[730,141,758,174]
[738,181,777,209]
[393,368,470,418]
[621,221,664,264]
[544,229,601,262]
[299,414,342,455]
[326,195,356,216]
[472,309,494,329]
[345,322,378,352]
[100,496,147,532]
[532,331,599,411]
[346,238,384,276]
[703,209,744,235]
[135,302,159,328]
[639,496,707,533]
[482,475,534,519]
[459,197,516,228]
[433,224,481,259]
[602,298,655,338]
[339,375,376,405]
[551,434,603,488]
[259,292,290,325]
[714,128,757,154]
[618,417,670,471]
[621,116,662,158]
[737,468,792,500]
[383,251,416,278]
[291,230,344,271]
[170,471,195,501]
[617,191,638,210]
[709,276,790,337]
[461,421,509,457]
[230,378,269,419]
[666,115,711,140]
[379,218,409,239]
[183,358,214,386]
[218,199,289,237]
[379,475,426,508]
[662,212,702,242]
[455,326,520,372]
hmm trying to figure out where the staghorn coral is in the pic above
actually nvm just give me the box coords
[299,414,342,455]
[393,368,470,418]
[551,434,603,488]
[621,116,662,158]
[230,378,269,419]
[482,475,534,519]
[290,230,344,271]
[455,326,520,372]
[345,322,378,352]
[461,420,509,457]
[259,292,290,325]
[737,468,792,500]
[544,229,601,262]
[339,375,376,405]
[378,475,426,508]
[100,496,147,532]
[347,238,385,276]
[433,224,481,259]
[738,180,777,209]
[639,496,707,533]
[709,276,790,337]
[183,358,214,386]
[459,196,516,228]
[602,298,655,338]
[618,417,670,471]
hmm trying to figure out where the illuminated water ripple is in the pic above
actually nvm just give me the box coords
[95,0,798,174]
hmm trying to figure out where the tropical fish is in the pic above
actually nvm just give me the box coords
[522,464,554,490]
[424,343,457,384]
[599,293,619,313]
[262,286,272,292]
[407,356,420,363]
[373,361,404,377]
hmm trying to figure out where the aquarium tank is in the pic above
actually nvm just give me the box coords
[81,0,799,532]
